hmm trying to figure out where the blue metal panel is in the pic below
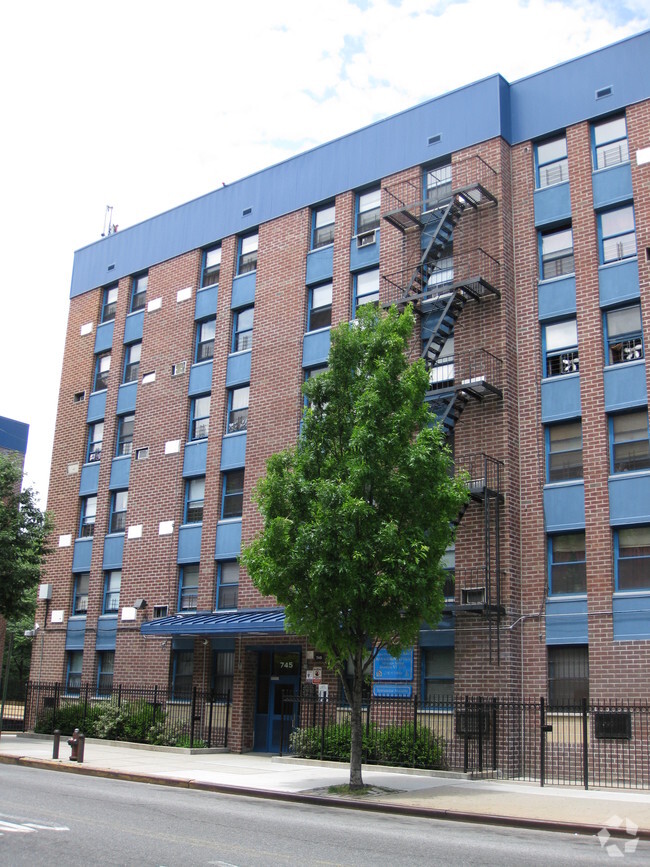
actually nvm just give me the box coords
[545,597,588,645]
[302,328,331,368]
[141,607,285,636]
[195,285,218,320]
[613,593,650,641]
[215,519,242,559]
[225,350,252,387]
[349,229,381,271]
[231,272,256,309]
[603,361,647,412]
[419,621,455,648]
[541,374,581,423]
[188,361,213,396]
[103,534,124,570]
[599,259,640,308]
[221,432,247,470]
[86,390,107,423]
[96,615,118,650]
[183,440,208,477]
[177,524,203,563]
[93,320,114,354]
[609,474,650,526]
[79,461,100,496]
[592,162,633,210]
[305,246,334,285]
[543,481,585,532]
[109,456,131,490]
[72,538,93,572]
[123,310,144,343]
[116,381,138,415]
[537,275,576,321]
[533,183,571,227]
[65,617,86,651]
[0,415,28,454]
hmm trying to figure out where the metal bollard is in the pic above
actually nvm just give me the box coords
[77,733,85,764]
[52,729,61,760]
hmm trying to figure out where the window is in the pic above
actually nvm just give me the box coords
[123,342,141,383]
[232,306,254,352]
[217,561,239,609]
[87,421,104,463]
[97,651,114,696]
[600,206,636,263]
[101,285,118,323]
[116,414,135,457]
[424,163,452,208]
[547,421,583,482]
[227,386,249,433]
[303,365,329,409]
[178,564,199,611]
[184,477,205,524]
[540,227,574,280]
[190,394,210,440]
[616,527,650,590]
[422,647,454,704]
[548,532,586,594]
[536,136,568,188]
[93,352,111,391]
[593,115,629,170]
[426,242,453,288]
[548,646,588,707]
[543,319,579,377]
[238,232,258,274]
[605,304,644,365]
[110,490,128,533]
[171,650,193,700]
[356,187,380,233]
[196,318,216,363]
[312,203,335,249]
[213,650,234,697]
[130,273,147,312]
[79,495,97,538]
[202,245,221,287]
[611,411,650,473]
[308,283,332,331]
[354,268,379,313]
[222,470,244,519]
[103,570,121,614]
[72,573,90,615]
[66,651,83,695]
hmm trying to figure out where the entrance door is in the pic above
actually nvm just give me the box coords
[253,650,300,752]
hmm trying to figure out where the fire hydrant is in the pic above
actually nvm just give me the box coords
[68,728,81,762]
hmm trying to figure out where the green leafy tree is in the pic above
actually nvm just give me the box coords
[4,586,37,697]
[242,305,468,788]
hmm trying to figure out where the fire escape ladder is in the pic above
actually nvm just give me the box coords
[421,290,467,368]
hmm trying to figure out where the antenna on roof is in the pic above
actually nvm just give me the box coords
[101,205,118,237]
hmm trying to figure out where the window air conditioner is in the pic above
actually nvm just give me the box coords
[357,229,376,248]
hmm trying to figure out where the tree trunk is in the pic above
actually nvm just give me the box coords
[349,648,364,789]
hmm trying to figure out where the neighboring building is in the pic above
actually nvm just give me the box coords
[35,32,650,751]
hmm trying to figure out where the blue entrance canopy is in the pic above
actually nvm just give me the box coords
[141,608,286,637]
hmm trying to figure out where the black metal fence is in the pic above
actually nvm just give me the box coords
[22,681,231,749]
[281,694,650,790]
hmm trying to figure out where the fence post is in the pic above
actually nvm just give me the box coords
[83,683,89,730]
[152,685,158,727]
[582,697,589,790]
[117,684,122,708]
[52,683,59,732]
[478,697,484,773]
[279,696,285,757]
[463,696,469,774]
[492,697,498,772]
[190,686,197,749]
[207,692,214,749]
[320,694,326,761]
[540,696,546,788]
[224,691,230,749]
[412,694,418,768]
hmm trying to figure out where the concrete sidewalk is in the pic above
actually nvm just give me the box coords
[1,732,649,840]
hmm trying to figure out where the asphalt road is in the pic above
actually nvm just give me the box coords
[0,765,643,865]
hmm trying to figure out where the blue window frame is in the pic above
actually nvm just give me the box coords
[610,411,650,473]
[195,317,216,363]
[353,268,379,315]
[216,561,239,610]
[66,651,83,695]
[184,477,205,524]
[227,386,249,434]
[190,394,211,440]
[593,115,629,170]
[87,420,104,463]
[222,470,244,519]
[424,162,452,209]
[604,303,644,366]
[116,414,134,457]
[422,647,454,705]
[307,282,332,331]
[615,527,650,591]
[93,352,111,392]
[72,573,90,615]
[212,650,234,697]
[599,205,636,264]
[171,649,193,700]
[546,421,583,483]
[535,135,568,188]
[356,187,380,233]
[238,232,258,274]
[103,570,121,614]
[130,273,147,312]
[202,245,221,287]
[101,285,118,323]
[543,319,578,378]
[79,495,97,538]
[109,490,128,534]
[548,532,586,594]
[303,364,329,409]
[97,650,115,696]
[178,564,199,612]
[232,306,254,352]
[312,203,335,249]
[123,341,141,383]
[540,227,574,280]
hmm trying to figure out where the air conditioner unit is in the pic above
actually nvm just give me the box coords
[461,587,485,606]
[356,229,376,248]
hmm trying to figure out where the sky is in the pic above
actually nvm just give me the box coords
[1,0,649,507]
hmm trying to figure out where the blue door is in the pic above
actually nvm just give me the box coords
[253,650,300,752]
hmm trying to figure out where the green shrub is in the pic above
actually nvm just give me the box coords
[34,701,100,736]
[91,701,159,742]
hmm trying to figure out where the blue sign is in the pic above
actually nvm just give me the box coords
[373,647,413,681]
[373,683,413,698]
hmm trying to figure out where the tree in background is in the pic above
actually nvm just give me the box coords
[242,305,468,788]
